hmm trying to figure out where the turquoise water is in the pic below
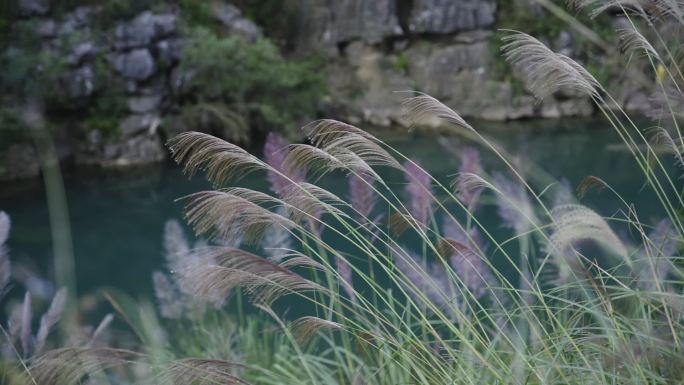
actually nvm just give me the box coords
[0,118,672,302]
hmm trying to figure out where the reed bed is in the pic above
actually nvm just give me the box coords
[2,1,684,384]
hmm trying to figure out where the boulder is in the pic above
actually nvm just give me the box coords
[115,11,177,49]
[409,0,497,34]
[66,41,97,65]
[35,19,57,38]
[76,114,165,168]
[18,0,49,16]
[109,49,156,81]
[331,0,402,44]
[286,0,401,55]
[119,114,161,137]
[127,96,161,114]
[58,6,98,35]
[156,38,184,64]
[211,2,262,41]
[76,134,166,168]
[64,65,96,98]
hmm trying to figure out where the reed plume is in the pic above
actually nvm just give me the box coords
[304,119,380,148]
[404,160,434,227]
[636,219,678,290]
[20,291,32,357]
[180,247,325,306]
[0,211,10,299]
[161,358,251,385]
[455,147,485,211]
[501,31,600,99]
[153,271,183,319]
[262,207,293,262]
[264,132,307,197]
[491,173,537,235]
[349,170,378,220]
[393,247,456,316]
[28,347,143,385]
[547,204,629,283]
[183,189,292,245]
[34,287,67,354]
[441,239,498,300]
[290,316,343,344]
[402,94,474,131]
[168,131,267,186]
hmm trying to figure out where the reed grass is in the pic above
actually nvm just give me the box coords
[3,1,684,384]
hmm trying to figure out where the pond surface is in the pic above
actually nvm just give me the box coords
[0,118,674,303]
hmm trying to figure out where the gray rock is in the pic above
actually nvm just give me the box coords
[127,96,161,114]
[287,0,400,54]
[119,114,161,137]
[66,41,97,65]
[36,19,57,38]
[0,144,40,181]
[18,0,49,16]
[59,6,98,35]
[229,18,262,42]
[115,11,177,49]
[211,2,243,25]
[65,65,96,98]
[331,0,401,44]
[409,0,496,34]
[76,133,166,168]
[109,49,156,81]
[156,38,184,64]
[211,2,262,41]
[408,41,490,92]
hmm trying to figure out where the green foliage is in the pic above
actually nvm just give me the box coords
[178,27,326,138]
[393,51,410,74]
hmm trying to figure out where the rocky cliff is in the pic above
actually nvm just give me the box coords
[0,0,653,181]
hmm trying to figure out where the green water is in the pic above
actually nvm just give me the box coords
[0,118,673,302]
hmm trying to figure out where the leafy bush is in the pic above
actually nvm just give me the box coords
[177,27,326,139]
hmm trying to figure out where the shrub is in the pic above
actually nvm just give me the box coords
[177,27,326,139]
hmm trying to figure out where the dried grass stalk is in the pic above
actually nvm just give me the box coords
[181,247,325,305]
[34,287,67,354]
[290,316,343,344]
[183,190,292,245]
[168,132,266,186]
[402,94,474,131]
[501,31,600,99]
[28,347,142,385]
[161,358,251,385]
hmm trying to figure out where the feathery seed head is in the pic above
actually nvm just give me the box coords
[456,147,484,210]
[501,31,600,99]
[403,160,434,227]
[264,132,307,197]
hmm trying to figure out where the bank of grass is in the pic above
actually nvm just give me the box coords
[1,1,684,384]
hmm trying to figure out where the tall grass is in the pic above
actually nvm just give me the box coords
[5,1,684,384]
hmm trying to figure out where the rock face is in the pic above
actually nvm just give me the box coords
[0,1,656,180]
[109,49,156,81]
[211,2,262,41]
[114,11,177,49]
[76,114,165,168]
[409,0,497,34]
[18,0,49,16]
